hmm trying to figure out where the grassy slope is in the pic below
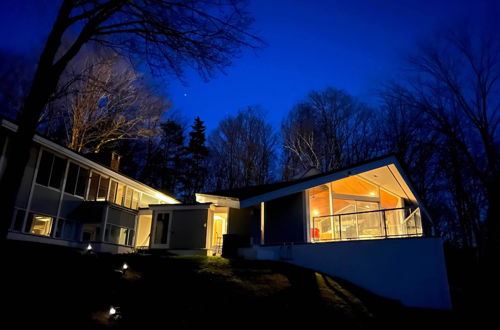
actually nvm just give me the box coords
[4,240,457,329]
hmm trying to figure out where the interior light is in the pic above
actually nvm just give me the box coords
[369,192,376,196]
[313,209,320,216]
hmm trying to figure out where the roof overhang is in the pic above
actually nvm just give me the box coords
[148,203,212,212]
[196,156,426,211]
[1,118,179,204]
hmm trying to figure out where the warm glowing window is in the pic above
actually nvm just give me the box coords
[131,190,140,210]
[27,214,53,236]
[115,183,125,205]
[109,181,117,203]
[308,173,420,242]
[124,187,133,208]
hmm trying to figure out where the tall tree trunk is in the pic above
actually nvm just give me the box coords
[0,1,73,246]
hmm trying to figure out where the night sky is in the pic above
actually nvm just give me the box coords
[0,0,497,130]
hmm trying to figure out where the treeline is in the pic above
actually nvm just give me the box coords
[1,26,498,259]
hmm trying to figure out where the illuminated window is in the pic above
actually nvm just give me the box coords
[115,183,125,205]
[25,214,53,236]
[124,187,132,208]
[131,190,139,210]
[308,174,421,242]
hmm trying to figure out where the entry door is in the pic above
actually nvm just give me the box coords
[153,212,171,247]
[211,213,227,248]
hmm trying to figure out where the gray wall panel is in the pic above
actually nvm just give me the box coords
[170,209,208,249]
[264,192,305,244]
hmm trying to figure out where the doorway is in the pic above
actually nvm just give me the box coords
[210,210,228,255]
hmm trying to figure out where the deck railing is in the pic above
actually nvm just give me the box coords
[311,207,423,242]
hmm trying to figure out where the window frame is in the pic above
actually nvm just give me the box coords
[63,161,90,199]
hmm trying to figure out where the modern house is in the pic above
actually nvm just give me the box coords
[1,117,179,254]
[149,155,451,309]
[2,115,451,309]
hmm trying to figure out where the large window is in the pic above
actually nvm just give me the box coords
[65,163,89,197]
[36,150,66,189]
[308,175,419,242]
[87,172,109,201]
[105,224,135,246]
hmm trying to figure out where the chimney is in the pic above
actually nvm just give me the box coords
[110,152,121,171]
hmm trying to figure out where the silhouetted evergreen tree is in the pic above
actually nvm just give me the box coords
[157,120,186,197]
[183,117,208,202]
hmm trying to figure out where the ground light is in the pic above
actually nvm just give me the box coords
[108,306,121,320]
[86,244,92,251]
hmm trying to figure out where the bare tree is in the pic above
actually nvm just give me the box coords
[385,25,500,259]
[282,87,376,179]
[53,52,170,153]
[0,0,260,242]
[207,106,277,191]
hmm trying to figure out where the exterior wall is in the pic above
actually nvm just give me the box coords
[7,231,85,249]
[15,146,39,209]
[169,209,208,249]
[107,206,137,228]
[59,194,85,219]
[227,206,261,245]
[91,242,135,254]
[29,185,61,216]
[264,192,305,244]
[239,237,452,310]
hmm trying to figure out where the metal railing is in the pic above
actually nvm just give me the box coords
[311,207,423,242]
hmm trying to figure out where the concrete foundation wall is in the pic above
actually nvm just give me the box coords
[239,237,451,310]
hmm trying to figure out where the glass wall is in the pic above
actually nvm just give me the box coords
[308,175,421,242]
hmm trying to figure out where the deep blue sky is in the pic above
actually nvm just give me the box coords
[0,0,497,131]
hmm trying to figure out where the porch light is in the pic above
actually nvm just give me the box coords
[122,263,128,271]
[86,244,93,251]
[109,306,116,316]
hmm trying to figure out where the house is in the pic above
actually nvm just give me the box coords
[1,115,451,309]
[149,155,451,309]
[0,117,179,254]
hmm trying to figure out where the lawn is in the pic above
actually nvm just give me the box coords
[4,240,457,329]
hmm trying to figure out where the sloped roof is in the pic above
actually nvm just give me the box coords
[196,154,421,209]
[0,116,179,204]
